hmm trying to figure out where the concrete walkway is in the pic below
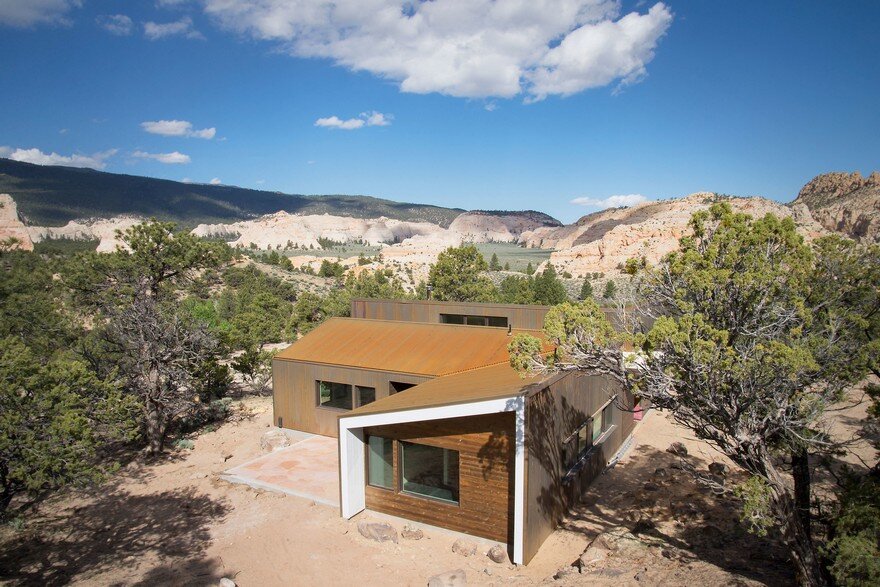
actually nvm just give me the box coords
[222,434,340,507]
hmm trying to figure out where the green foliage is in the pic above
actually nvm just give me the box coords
[824,475,880,586]
[734,476,775,537]
[489,252,502,271]
[525,262,534,275]
[32,238,100,255]
[498,275,536,305]
[532,264,568,305]
[0,250,75,357]
[602,280,616,299]
[504,262,510,271]
[0,337,135,511]
[427,245,497,302]
[318,259,346,279]
[580,279,593,300]
[507,333,544,374]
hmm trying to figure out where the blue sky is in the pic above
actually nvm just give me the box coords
[1,1,878,223]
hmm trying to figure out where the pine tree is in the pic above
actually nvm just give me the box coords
[602,280,616,299]
[580,280,593,300]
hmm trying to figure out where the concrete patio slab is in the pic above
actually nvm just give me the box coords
[222,434,339,507]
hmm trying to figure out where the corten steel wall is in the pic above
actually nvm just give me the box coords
[351,298,550,330]
[363,412,515,545]
[522,372,635,563]
[272,359,430,437]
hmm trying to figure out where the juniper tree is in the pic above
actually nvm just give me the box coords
[427,244,497,302]
[509,204,874,586]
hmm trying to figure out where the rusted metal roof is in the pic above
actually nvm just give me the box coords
[274,317,547,377]
[340,362,554,418]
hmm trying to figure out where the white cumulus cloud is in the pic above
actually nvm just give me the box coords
[0,146,116,169]
[315,111,392,130]
[0,0,80,28]
[202,0,672,101]
[144,16,204,40]
[96,14,133,36]
[141,119,216,139]
[570,194,649,209]
[209,177,222,185]
[132,150,191,164]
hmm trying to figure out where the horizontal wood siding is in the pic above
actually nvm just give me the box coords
[272,359,429,437]
[363,412,515,544]
[523,372,634,563]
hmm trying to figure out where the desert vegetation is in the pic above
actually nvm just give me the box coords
[510,203,880,586]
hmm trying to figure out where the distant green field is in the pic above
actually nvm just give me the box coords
[33,238,100,255]
[280,243,383,259]
[474,243,554,272]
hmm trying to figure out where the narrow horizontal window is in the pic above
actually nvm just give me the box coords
[400,441,460,504]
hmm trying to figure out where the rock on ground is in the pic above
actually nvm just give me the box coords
[427,569,467,586]
[357,521,398,544]
[401,524,424,540]
[666,442,688,457]
[487,544,507,564]
[451,539,478,557]
[260,429,291,452]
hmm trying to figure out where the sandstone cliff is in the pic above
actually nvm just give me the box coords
[525,193,828,278]
[793,171,880,242]
[0,194,34,250]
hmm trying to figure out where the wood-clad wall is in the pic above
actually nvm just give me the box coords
[522,372,635,563]
[363,412,515,544]
[352,298,549,330]
[272,359,430,437]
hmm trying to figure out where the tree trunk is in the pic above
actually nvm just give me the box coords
[791,448,812,540]
[0,463,12,514]
[145,399,167,455]
[766,465,827,586]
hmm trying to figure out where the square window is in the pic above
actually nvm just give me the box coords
[357,386,376,406]
[316,380,352,410]
[400,441,460,504]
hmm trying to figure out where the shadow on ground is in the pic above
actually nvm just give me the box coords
[0,484,231,586]
[562,445,795,585]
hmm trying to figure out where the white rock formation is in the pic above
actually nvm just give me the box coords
[0,194,34,250]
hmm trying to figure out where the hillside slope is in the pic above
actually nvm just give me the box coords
[521,192,828,277]
[0,158,467,228]
[793,171,880,242]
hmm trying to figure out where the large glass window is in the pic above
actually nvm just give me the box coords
[356,386,376,406]
[367,436,394,489]
[400,441,460,504]
[316,380,352,410]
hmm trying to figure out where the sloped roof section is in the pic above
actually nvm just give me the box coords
[274,317,548,377]
[341,362,552,418]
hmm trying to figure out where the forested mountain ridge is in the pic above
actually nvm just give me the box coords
[0,158,479,228]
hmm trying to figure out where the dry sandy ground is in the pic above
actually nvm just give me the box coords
[1,385,875,587]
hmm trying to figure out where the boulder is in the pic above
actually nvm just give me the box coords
[401,524,424,540]
[427,569,467,586]
[578,545,609,569]
[487,544,507,564]
[708,462,728,476]
[452,539,478,557]
[357,521,398,544]
[260,428,291,452]
[219,579,236,587]
[666,442,688,457]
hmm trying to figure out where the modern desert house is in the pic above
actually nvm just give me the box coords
[272,299,636,564]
